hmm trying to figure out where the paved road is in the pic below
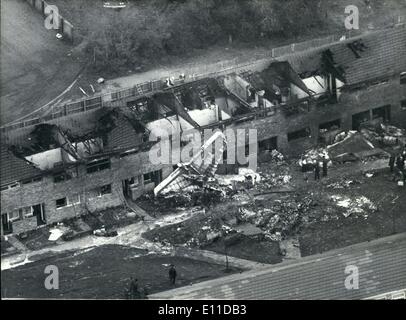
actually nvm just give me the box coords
[150,233,406,299]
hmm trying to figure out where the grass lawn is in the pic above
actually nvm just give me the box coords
[1,244,240,299]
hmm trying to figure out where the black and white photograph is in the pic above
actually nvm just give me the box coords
[1,0,405,308]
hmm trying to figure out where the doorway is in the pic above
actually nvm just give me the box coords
[33,204,46,226]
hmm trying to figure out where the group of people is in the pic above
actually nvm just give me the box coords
[389,148,406,184]
[125,265,177,299]
[301,156,329,182]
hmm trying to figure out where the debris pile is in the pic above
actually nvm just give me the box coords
[145,208,239,248]
[255,172,292,191]
[215,168,261,190]
[269,149,285,163]
[236,196,314,241]
[326,179,361,189]
[156,186,226,209]
[330,195,377,218]
[360,123,406,147]
[48,223,72,241]
[328,131,375,160]
[299,148,331,169]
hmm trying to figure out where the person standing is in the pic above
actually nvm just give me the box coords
[389,154,395,173]
[128,277,139,299]
[322,157,328,177]
[169,265,177,286]
[314,160,320,181]
[396,156,405,171]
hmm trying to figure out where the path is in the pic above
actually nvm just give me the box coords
[1,208,202,271]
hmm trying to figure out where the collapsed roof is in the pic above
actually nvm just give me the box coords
[245,61,313,99]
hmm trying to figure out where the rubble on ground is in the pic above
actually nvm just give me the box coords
[269,149,285,163]
[48,224,71,241]
[360,123,406,147]
[215,168,261,190]
[299,148,332,168]
[330,195,377,218]
[328,131,375,159]
[326,178,362,189]
[236,195,314,241]
[255,172,292,191]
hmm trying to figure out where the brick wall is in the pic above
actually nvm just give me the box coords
[0,147,175,234]
[233,76,406,155]
[12,216,38,234]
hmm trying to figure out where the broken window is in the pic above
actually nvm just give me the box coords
[319,119,341,131]
[258,137,278,152]
[401,100,406,111]
[143,172,154,184]
[352,110,371,130]
[372,105,391,122]
[288,128,311,142]
[53,172,72,183]
[143,170,162,186]
[401,72,406,85]
[100,184,112,196]
[86,158,111,174]
[56,197,67,208]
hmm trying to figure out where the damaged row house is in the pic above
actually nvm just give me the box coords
[1,26,406,235]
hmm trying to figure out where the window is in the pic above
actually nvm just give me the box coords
[53,172,71,183]
[22,206,34,218]
[100,184,112,195]
[69,194,81,205]
[21,177,42,185]
[143,170,162,185]
[258,137,278,152]
[8,210,21,222]
[352,110,371,130]
[287,128,311,142]
[1,183,19,191]
[92,184,112,198]
[372,105,391,122]
[401,100,406,111]
[56,197,67,208]
[319,119,341,131]
[401,72,406,85]
[56,195,80,209]
[143,172,154,184]
[86,158,111,174]
[128,176,139,187]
